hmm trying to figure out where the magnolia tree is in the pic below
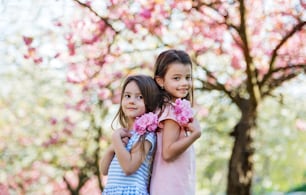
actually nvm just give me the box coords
[1,2,115,193]
[21,0,305,194]
[0,62,107,194]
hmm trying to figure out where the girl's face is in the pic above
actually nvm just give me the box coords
[121,81,146,122]
[157,62,192,101]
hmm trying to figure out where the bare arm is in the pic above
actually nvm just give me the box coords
[100,144,115,175]
[162,118,201,161]
[100,129,130,176]
[112,129,152,175]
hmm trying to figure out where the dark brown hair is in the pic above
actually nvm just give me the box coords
[112,74,160,129]
[111,74,160,163]
[153,49,194,105]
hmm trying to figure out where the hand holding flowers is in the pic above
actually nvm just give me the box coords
[174,99,194,126]
[134,112,158,135]
[174,99,201,138]
[112,128,131,146]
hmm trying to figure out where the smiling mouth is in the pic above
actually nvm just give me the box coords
[178,89,188,92]
[127,108,137,110]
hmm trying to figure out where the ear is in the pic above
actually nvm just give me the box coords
[155,76,164,89]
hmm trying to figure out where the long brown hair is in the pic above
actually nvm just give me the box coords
[111,75,160,129]
[153,49,194,106]
[111,75,160,162]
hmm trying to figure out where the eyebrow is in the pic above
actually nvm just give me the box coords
[123,91,142,95]
[172,73,191,76]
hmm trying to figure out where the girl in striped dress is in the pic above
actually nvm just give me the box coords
[100,75,160,195]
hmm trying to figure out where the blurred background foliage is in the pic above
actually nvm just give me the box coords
[2,62,305,194]
[0,0,306,194]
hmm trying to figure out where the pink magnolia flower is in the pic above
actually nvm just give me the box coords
[174,99,194,126]
[23,36,33,46]
[140,8,152,19]
[134,112,158,135]
[296,119,306,131]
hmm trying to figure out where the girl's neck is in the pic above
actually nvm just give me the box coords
[171,97,180,103]
[127,120,135,131]
[172,98,178,102]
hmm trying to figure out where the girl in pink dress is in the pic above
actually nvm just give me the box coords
[150,49,202,195]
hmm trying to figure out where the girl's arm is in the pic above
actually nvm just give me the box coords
[100,144,115,175]
[112,129,152,175]
[100,129,130,175]
[162,118,201,161]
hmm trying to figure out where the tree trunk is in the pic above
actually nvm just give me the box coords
[227,101,256,195]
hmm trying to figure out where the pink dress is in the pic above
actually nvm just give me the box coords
[150,104,196,195]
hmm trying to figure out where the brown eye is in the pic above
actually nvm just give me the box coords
[136,95,143,100]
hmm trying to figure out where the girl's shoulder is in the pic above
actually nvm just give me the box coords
[156,103,177,123]
[130,131,156,143]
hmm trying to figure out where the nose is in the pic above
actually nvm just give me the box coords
[127,97,136,104]
[182,78,190,86]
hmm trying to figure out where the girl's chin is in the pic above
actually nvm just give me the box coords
[177,94,188,98]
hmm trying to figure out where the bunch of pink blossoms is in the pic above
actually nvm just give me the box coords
[133,112,158,135]
[174,99,194,126]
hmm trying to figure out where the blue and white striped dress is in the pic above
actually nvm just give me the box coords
[103,130,156,195]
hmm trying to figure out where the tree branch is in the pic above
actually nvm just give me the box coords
[261,21,306,86]
[72,0,118,33]
[269,63,306,75]
[195,64,241,105]
[192,0,223,9]
[262,70,303,97]
[63,176,75,194]
[192,0,242,47]
[237,0,261,106]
